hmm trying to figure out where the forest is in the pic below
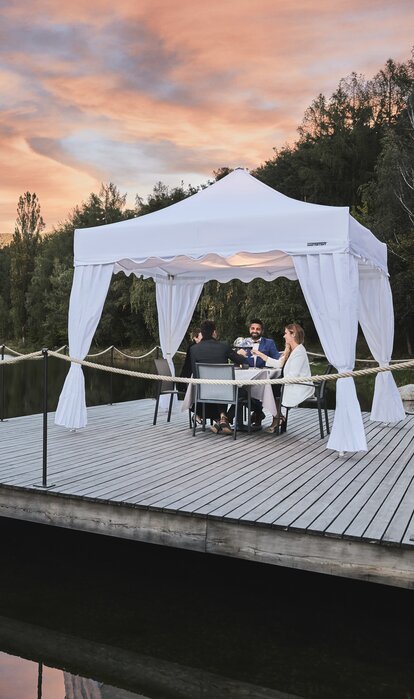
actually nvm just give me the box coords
[1,53,413,356]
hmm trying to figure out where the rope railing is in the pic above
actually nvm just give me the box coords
[38,350,414,386]
[307,350,412,364]
[113,346,162,360]
[2,343,410,364]
[1,344,413,385]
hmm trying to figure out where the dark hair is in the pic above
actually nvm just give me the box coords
[200,320,216,340]
[285,323,305,344]
[191,327,201,340]
[249,318,263,329]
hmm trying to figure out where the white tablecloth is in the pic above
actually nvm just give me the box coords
[181,367,280,415]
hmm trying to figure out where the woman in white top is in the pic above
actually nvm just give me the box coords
[252,323,314,432]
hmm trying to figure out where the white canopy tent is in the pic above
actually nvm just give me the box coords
[55,168,405,451]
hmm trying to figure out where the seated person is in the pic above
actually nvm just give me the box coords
[237,318,279,426]
[253,323,314,432]
[178,327,202,393]
[190,320,248,434]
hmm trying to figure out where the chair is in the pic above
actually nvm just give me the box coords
[281,364,335,438]
[153,358,179,425]
[193,363,239,439]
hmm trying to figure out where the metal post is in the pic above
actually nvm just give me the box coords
[109,345,114,405]
[37,662,43,699]
[34,348,54,488]
[0,345,4,422]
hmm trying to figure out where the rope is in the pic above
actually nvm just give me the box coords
[86,347,115,358]
[0,350,43,364]
[1,343,410,365]
[307,350,412,364]
[42,350,414,386]
[1,345,27,356]
[113,346,161,360]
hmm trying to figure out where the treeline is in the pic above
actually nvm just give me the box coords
[0,55,413,354]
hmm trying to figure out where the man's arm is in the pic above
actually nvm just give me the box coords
[227,345,249,366]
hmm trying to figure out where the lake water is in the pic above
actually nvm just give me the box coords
[0,517,413,699]
[0,351,392,419]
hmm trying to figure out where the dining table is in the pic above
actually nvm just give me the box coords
[181,365,280,430]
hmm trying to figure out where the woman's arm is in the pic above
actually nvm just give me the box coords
[253,349,285,368]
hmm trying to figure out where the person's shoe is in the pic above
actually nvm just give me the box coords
[219,416,232,435]
[210,421,221,434]
[251,411,263,427]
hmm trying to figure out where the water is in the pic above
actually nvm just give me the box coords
[0,353,159,419]
[0,517,413,699]
[0,353,382,420]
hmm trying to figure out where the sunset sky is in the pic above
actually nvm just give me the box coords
[1,0,413,236]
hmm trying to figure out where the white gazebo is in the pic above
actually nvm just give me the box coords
[55,169,405,452]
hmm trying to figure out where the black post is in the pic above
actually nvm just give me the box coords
[0,345,4,422]
[156,346,160,359]
[37,662,43,699]
[42,348,49,487]
[109,345,114,405]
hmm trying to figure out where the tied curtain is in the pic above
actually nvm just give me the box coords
[55,268,202,428]
[358,271,406,423]
[55,264,114,429]
[293,253,367,453]
[156,277,204,372]
[155,277,203,411]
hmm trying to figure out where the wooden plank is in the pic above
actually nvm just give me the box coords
[321,425,414,538]
[270,421,400,531]
[193,421,329,518]
[205,519,414,589]
[292,422,410,536]
[343,432,414,541]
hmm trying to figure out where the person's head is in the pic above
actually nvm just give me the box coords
[200,320,217,340]
[191,327,202,344]
[284,323,304,348]
[249,318,264,341]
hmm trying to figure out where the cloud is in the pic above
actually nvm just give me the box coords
[0,0,413,232]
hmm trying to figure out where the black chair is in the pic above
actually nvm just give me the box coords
[193,363,239,439]
[281,364,335,438]
[153,358,179,425]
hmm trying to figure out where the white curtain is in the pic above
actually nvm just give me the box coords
[55,264,114,429]
[293,253,367,452]
[358,270,406,423]
[156,276,203,410]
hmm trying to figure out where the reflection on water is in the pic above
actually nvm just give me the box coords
[0,651,151,699]
[0,618,301,699]
[0,518,413,699]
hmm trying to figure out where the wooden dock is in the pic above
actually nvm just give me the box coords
[0,399,413,589]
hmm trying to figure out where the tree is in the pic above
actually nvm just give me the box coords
[9,192,44,343]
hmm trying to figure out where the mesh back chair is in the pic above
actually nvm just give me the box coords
[281,364,335,438]
[153,358,179,425]
[194,363,239,439]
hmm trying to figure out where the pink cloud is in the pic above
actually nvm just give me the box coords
[0,0,413,233]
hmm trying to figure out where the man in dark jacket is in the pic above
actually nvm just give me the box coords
[190,320,248,433]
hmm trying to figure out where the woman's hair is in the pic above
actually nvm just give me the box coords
[191,327,201,341]
[285,323,305,345]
